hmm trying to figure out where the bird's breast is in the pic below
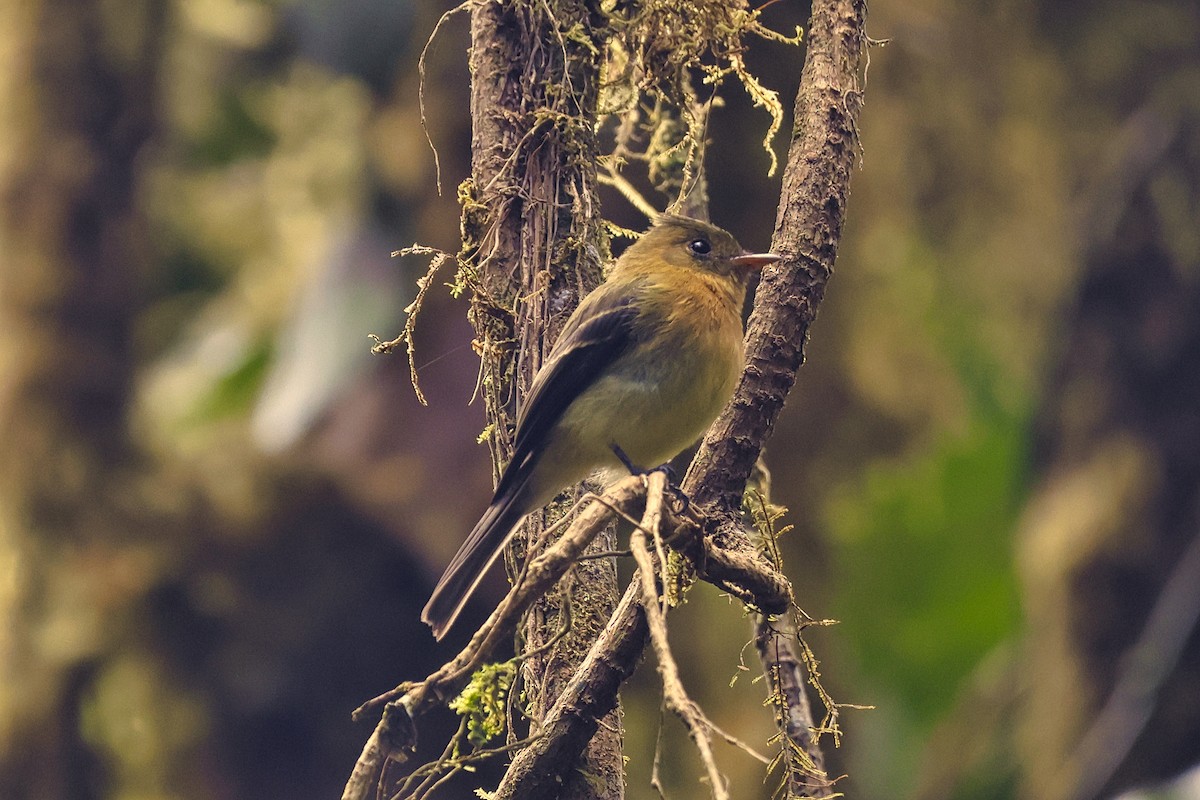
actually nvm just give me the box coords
[548,276,744,475]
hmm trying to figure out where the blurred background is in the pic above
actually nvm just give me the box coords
[1,0,1198,798]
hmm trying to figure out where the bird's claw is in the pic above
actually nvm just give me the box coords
[610,444,690,511]
[642,463,691,512]
[650,462,677,483]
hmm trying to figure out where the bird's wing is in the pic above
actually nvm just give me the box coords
[494,281,644,498]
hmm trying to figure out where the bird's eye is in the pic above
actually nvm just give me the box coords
[689,238,711,255]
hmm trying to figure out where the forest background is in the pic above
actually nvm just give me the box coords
[1,1,1198,799]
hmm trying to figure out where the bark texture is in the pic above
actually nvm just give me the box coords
[461,1,620,796]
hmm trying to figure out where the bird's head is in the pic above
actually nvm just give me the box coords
[619,214,781,282]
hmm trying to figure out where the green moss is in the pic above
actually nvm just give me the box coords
[449,662,516,749]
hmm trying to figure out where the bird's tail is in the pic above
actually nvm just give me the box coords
[421,476,535,640]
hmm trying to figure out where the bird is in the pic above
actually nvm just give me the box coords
[421,214,780,639]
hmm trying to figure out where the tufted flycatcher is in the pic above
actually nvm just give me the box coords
[421,214,780,639]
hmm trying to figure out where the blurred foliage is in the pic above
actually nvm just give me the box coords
[828,402,1026,724]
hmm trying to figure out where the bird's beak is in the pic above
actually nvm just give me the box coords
[731,252,782,271]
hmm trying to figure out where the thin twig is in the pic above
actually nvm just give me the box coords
[632,471,729,800]
[756,617,838,799]
[597,164,659,220]
[371,246,455,405]
[417,2,470,195]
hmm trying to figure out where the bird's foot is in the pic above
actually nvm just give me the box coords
[610,444,691,513]
[650,462,677,483]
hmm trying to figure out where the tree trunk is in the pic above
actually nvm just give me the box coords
[462,1,621,796]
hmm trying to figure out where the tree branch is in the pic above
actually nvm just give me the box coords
[757,617,837,798]
[684,0,867,522]
[633,472,731,800]
[345,2,868,796]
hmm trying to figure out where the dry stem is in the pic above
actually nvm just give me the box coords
[631,471,728,800]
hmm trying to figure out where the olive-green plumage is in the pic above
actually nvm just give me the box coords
[421,215,779,639]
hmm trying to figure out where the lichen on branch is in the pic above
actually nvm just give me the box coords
[600,0,802,183]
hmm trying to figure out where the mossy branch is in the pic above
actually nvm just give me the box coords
[340,476,649,800]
